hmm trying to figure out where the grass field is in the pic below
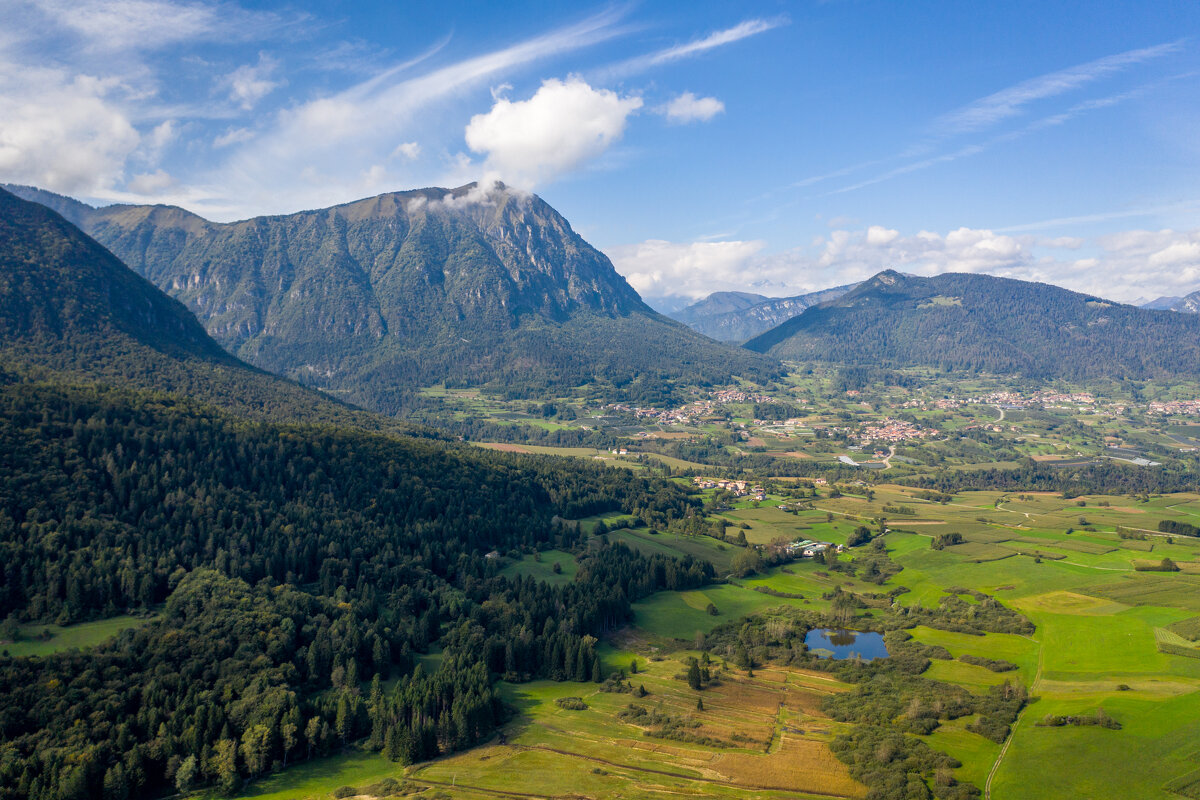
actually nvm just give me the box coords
[498,549,579,585]
[412,652,866,800]
[219,485,1200,800]
[3,615,153,657]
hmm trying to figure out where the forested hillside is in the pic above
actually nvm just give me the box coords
[0,185,720,800]
[0,188,414,433]
[0,380,715,799]
[745,269,1200,380]
[7,183,776,409]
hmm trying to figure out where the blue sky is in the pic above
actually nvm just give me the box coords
[2,1,1199,307]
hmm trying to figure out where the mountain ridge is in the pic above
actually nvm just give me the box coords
[7,182,776,411]
[745,269,1200,381]
[1142,291,1200,313]
[672,284,857,342]
[0,186,428,432]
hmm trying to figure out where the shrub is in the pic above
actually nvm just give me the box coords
[555,696,588,710]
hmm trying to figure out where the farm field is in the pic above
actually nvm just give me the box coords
[218,483,1200,800]
[413,652,865,800]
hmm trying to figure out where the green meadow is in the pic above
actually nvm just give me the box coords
[217,484,1200,800]
[3,615,153,657]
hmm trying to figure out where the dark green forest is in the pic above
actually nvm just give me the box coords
[0,381,715,799]
[745,270,1200,382]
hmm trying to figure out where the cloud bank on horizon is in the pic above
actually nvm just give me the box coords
[610,225,1200,310]
[1,0,1198,304]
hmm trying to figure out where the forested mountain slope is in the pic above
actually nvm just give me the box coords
[0,188,408,430]
[0,183,722,800]
[6,183,776,409]
[745,270,1200,380]
[0,381,713,800]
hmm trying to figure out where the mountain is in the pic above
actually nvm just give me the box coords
[6,183,776,411]
[0,187,416,430]
[744,269,1200,380]
[1142,291,1200,313]
[672,285,856,342]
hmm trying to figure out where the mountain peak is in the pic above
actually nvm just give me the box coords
[12,184,775,410]
[745,270,1200,381]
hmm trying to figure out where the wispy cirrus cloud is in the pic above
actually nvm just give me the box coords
[935,40,1184,135]
[214,8,630,213]
[831,71,1189,195]
[602,17,786,78]
[793,41,1184,196]
[15,0,291,53]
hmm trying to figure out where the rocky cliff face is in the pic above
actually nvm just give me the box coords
[8,183,774,410]
[672,285,855,342]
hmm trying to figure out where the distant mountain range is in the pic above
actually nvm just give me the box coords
[1142,292,1200,313]
[670,284,856,342]
[745,269,1200,381]
[6,183,775,412]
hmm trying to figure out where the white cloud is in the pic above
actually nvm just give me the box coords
[127,168,175,193]
[214,127,254,148]
[937,41,1181,135]
[213,9,626,216]
[605,239,767,301]
[223,53,282,110]
[0,69,140,193]
[661,92,724,124]
[464,77,642,188]
[392,141,420,160]
[608,226,1200,307]
[607,17,786,77]
[29,0,286,53]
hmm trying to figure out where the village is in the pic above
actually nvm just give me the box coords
[854,417,938,444]
[603,388,776,427]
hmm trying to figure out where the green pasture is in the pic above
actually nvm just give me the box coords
[607,527,736,573]
[3,615,153,657]
[498,549,579,585]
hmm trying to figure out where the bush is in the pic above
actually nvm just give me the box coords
[331,787,358,799]
[959,654,1018,672]
[555,696,588,710]
[1035,708,1120,729]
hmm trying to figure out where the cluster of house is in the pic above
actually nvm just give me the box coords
[905,390,1099,412]
[692,476,766,500]
[1148,400,1200,416]
[609,448,630,455]
[856,418,937,444]
[606,398,719,426]
[602,389,777,428]
[783,539,843,558]
[712,389,774,404]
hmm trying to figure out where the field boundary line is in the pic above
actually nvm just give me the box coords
[985,631,1044,799]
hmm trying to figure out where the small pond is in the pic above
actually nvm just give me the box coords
[804,628,889,661]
